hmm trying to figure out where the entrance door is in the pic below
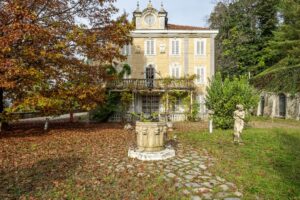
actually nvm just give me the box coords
[279,93,286,117]
[142,95,160,114]
[146,65,155,89]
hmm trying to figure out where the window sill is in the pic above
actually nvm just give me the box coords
[194,54,206,57]
[170,54,181,57]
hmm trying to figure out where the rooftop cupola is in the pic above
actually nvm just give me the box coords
[133,1,141,14]
[159,2,167,14]
[133,1,168,30]
[147,0,153,8]
[158,2,167,29]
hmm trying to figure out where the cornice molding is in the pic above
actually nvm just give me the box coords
[131,30,219,34]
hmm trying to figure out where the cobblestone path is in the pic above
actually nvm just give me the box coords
[113,142,243,200]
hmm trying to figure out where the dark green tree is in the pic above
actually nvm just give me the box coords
[253,0,300,93]
[209,0,279,76]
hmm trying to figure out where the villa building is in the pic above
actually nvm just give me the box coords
[108,1,219,122]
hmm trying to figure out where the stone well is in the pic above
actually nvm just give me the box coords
[136,122,166,152]
[128,122,175,161]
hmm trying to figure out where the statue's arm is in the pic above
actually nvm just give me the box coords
[241,111,246,119]
[236,112,245,120]
[233,111,238,120]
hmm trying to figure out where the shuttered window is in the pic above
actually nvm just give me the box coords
[122,44,131,56]
[145,39,155,55]
[170,64,180,78]
[195,66,206,84]
[195,39,206,56]
[170,39,180,55]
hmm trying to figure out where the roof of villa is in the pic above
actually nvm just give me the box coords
[167,24,210,31]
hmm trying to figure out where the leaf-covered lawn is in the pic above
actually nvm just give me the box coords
[1,121,299,200]
[0,123,181,200]
[178,125,300,200]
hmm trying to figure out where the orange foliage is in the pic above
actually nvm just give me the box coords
[0,0,133,117]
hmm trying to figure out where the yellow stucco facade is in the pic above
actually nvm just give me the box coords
[109,2,219,121]
[125,36,214,93]
[123,2,218,92]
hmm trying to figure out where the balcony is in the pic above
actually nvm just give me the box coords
[107,78,195,91]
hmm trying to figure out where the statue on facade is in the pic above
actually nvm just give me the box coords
[233,104,245,144]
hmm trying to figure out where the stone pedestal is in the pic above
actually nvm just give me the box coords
[128,147,175,161]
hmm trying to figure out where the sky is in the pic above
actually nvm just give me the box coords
[113,0,217,27]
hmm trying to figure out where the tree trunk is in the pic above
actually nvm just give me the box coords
[0,88,3,115]
[0,88,7,132]
[190,91,193,115]
[166,92,169,122]
[70,111,74,123]
[44,118,50,131]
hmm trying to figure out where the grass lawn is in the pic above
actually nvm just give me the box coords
[178,125,300,199]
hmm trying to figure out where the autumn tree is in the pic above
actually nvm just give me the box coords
[0,0,133,128]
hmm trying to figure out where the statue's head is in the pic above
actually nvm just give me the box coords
[236,104,244,111]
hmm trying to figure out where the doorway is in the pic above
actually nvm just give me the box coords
[145,65,155,88]
[260,96,265,116]
[279,93,286,117]
[142,95,160,114]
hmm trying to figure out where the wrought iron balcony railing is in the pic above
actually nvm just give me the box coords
[107,79,195,91]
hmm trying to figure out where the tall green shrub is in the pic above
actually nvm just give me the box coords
[89,93,120,122]
[206,73,258,129]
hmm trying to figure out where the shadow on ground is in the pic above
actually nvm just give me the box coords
[0,156,82,199]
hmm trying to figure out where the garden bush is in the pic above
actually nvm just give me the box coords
[206,73,258,129]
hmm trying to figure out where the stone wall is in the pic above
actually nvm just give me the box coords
[257,92,300,120]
